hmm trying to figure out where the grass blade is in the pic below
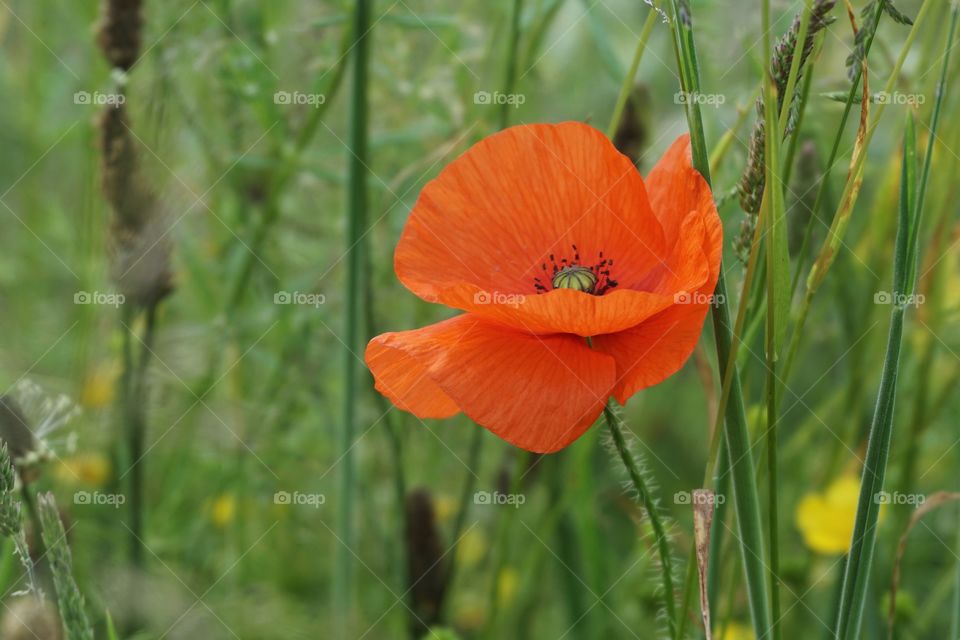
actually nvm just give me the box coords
[336,0,372,631]
[668,1,771,636]
[606,5,658,139]
[833,111,916,640]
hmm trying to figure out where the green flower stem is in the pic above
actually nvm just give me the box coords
[603,403,677,640]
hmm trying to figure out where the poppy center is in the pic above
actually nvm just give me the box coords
[552,266,597,292]
[533,245,618,296]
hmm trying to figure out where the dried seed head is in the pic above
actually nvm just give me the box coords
[788,140,820,256]
[97,0,143,71]
[405,488,448,635]
[612,87,650,168]
[0,396,37,463]
[98,105,174,306]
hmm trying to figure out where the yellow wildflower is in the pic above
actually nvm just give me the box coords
[455,528,487,569]
[795,474,865,554]
[717,621,754,640]
[80,363,118,409]
[56,453,110,487]
[210,494,237,528]
[496,567,519,606]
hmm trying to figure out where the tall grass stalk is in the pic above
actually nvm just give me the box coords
[783,0,932,382]
[758,0,791,633]
[895,1,958,502]
[336,0,372,630]
[605,5,658,139]
[952,509,960,640]
[226,26,352,313]
[668,1,771,635]
[833,112,917,640]
[96,0,172,566]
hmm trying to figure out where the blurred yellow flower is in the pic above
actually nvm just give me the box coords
[717,621,754,640]
[795,474,868,554]
[496,567,519,606]
[210,494,237,528]
[56,453,110,487]
[455,528,488,569]
[453,595,486,631]
[80,363,118,409]
[433,494,456,522]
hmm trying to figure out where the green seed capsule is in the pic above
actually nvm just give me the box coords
[551,266,597,293]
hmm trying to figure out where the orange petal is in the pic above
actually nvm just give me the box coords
[395,122,669,336]
[592,302,711,404]
[641,134,723,294]
[365,314,616,452]
[440,285,677,337]
[645,135,717,242]
[593,135,723,403]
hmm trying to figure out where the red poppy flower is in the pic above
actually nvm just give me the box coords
[365,122,722,453]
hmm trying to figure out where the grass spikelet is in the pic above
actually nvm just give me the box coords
[37,493,94,640]
[847,1,914,79]
[736,0,835,217]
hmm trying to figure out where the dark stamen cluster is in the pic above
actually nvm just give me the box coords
[533,244,618,295]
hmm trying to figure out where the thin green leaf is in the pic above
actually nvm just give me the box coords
[335,0,373,630]
[833,111,916,640]
[668,1,772,637]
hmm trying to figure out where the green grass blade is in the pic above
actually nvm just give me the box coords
[952,510,960,639]
[759,1,788,634]
[833,111,916,640]
[336,0,372,631]
[904,2,959,295]
[668,1,771,636]
[606,6,658,139]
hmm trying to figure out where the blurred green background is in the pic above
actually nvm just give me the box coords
[0,0,958,638]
